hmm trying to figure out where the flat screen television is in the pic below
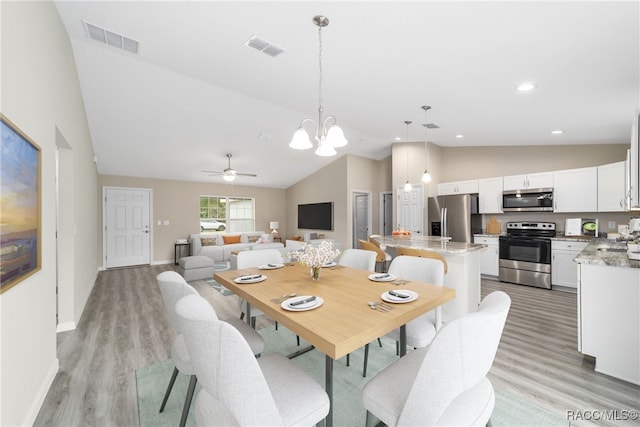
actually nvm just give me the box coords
[297,202,333,231]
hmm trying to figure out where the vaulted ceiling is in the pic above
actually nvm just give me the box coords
[54,1,639,188]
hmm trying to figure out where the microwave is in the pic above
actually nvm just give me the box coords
[502,188,554,212]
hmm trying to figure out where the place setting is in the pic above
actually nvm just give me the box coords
[258,263,285,270]
[281,295,324,311]
[233,274,268,284]
[381,289,419,304]
[368,273,397,282]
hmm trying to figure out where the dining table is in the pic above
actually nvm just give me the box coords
[215,262,456,427]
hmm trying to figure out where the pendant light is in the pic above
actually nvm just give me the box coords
[403,120,412,191]
[289,15,347,156]
[421,105,432,183]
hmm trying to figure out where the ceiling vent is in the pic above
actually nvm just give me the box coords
[425,123,440,129]
[244,35,284,57]
[83,21,139,54]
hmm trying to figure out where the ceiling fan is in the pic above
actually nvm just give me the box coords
[203,153,257,182]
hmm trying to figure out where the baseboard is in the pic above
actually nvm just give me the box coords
[151,260,174,266]
[56,322,76,333]
[22,358,59,426]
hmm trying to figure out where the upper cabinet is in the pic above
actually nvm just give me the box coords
[553,167,598,213]
[503,172,553,191]
[598,160,627,212]
[478,177,503,213]
[437,179,479,196]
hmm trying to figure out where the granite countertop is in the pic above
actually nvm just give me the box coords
[473,233,504,238]
[374,236,486,254]
[574,238,640,269]
[551,234,594,242]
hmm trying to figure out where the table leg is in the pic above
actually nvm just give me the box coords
[399,325,407,357]
[245,303,252,326]
[325,355,333,427]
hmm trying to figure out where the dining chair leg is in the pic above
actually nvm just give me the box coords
[240,312,245,321]
[179,375,198,427]
[159,366,179,412]
[365,410,376,427]
[377,337,382,347]
[275,321,279,330]
[346,353,350,366]
[250,317,256,329]
[296,334,300,346]
[363,343,370,377]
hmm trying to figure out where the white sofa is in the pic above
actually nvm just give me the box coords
[189,232,285,263]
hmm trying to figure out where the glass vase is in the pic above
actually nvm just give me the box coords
[310,266,320,281]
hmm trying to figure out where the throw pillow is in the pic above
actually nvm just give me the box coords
[201,237,217,246]
[247,233,261,243]
[222,235,241,245]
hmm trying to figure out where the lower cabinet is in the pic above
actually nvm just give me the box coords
[474,235,499,277]
[551,240,588,288]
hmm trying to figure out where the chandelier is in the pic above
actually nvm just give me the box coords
[289,15,347,157]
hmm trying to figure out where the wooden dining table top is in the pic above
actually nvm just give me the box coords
[215,263,456,360]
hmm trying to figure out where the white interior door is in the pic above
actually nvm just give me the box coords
[397,186,423,234]
[353,192,370,248]
[381,191,393,236]
[104,187,151,268]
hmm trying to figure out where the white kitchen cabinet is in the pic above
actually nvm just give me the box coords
[437,179,479,196]
[474,235,499,277]
[598,160,627,212]
[578,263,640,385]
[478,177,503,213]
[553,167,598,212]
[503,172,553,191]
[551,240,588,289]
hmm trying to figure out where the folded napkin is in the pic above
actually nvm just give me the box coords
[388,290,410,299]
[289,296,317,307]
[239,275,262,281]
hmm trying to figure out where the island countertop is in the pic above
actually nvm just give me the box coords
[373,236,487,255]
[574,238,640,269]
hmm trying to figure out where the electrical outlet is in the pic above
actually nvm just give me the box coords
[157,220,162,226]
[163,220,170,225]
[608,221,616,229]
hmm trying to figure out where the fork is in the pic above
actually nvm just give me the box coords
[368,301,393,312]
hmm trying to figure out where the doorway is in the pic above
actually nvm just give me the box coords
[396,186,424,235]
[381,191,393,235]
[103,187,152,268]
[352,191,372,248]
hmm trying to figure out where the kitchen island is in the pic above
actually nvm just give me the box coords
[372,236,486,321]
[574,239,640,385]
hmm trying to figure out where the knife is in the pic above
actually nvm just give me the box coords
[389,290,410,299]
[289,296,317,306]
[240,275,262,281]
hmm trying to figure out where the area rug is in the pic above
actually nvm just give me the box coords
[136,326,569,427]
[203,278,234,296]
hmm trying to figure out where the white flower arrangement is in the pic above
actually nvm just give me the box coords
[288,240,341,268]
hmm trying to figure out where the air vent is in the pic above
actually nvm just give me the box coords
[244,35,284,57]
[83,21,139,54]
[425,124,440,129]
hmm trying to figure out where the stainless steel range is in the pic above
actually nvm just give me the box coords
[499,221,556,289]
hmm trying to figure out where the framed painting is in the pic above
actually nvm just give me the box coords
[1,114,41,293]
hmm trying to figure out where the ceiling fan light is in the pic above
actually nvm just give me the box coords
[325,124,347,148]
[289,127,313,150]
[223,174,236,182]
[422,169,432,183]
[315,142,337,157]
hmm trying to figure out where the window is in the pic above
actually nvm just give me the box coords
[200,196,255,233]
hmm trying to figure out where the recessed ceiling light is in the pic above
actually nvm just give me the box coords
[517,82,536,92]
[394,137,402,141]
[455,134,464,139]
[550,130,564,134]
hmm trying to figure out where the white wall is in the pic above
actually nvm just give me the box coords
[1,2,100,425]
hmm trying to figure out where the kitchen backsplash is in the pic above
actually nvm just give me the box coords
[480,211,633,234]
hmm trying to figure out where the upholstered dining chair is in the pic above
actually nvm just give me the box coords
[362,291,511,427]
[236,249,284,328]
[361,255,445,377]
[396,246,449,274]
[358,239,391,272]
[338,248,377,271]
[156,271,264,427]
[174,293,330,426]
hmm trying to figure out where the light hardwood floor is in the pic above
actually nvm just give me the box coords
[34,265,639,426]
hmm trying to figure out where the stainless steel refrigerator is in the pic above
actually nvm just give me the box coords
[427,194,482,243]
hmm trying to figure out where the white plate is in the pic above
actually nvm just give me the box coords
[368,273,397,282]
[381,290,419,303]
[322,262,337,268]
[233,274,267,284]
[282,295,324,311]
[258,263,284,270]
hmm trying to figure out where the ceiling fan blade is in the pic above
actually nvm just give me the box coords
[236,173,258,178]
[202,170,223,174]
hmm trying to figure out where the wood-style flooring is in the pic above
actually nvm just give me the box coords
[34,265,640,426]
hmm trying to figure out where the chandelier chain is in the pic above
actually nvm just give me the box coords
[318,25,324,126]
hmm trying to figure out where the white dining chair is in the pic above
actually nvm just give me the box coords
[362,291,511,427]
[236,249,284,328]
[156,271,264,427]
[175,293,330,426]
[338,248,377,271]
[362,255,445,377]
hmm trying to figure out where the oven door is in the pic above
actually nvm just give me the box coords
[499,235,552,288]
